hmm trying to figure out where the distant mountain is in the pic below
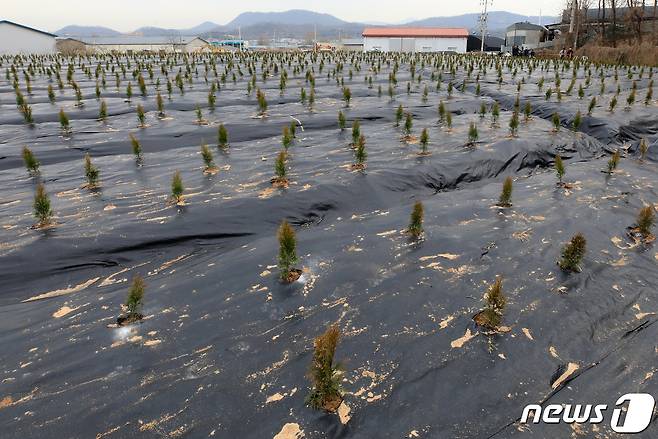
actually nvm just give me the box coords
[55,25,122,37]
[54,9,556,40]
[226,9,351,28]
[407,11,558,33]
[185,21,223,34]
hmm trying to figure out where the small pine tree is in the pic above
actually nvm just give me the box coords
[156,92,165,117]
[523,101,532,122]
[491,102,500,126]
[479,277,506,329]
[84,153,99,187]
[636,206,655,238]
[639,138,649,161]
[201,144,214,170]
[609,95,617,112]
[445,112,453,130]
[559,233,586,272]
[218,123,229,148]
[479,102,487,119]
[171,171,184,203]
[282,126,293,149]
[354,135,367,167]
[277,220,298,282]
[497,176,513,207]
[289,120,297,138]
[588,97,596,115]
[404,112,413,137]
[338,110,346,131]
[99,99,108,121]
[307,324,342,411]
[351,120,361,145]
[468,122,478,145]
[407,201,424,238]
[136,104,146,127]
[420,128,429,153]
[33,183,52,227]
[509,111,520,136]
[607,150,620,174]
[256,88,268,115]
[551,112,561,131]
[395,104,404,127]
[195,105,203,124]
[572,110,582,131]
[123,275,145,323]
[129,134,142,161]
[274,151,287,182]
[22,146,40,173]
[438,100,446,124]
[59,108,70,134]
[555,154,565,184]
[343,87,351,106]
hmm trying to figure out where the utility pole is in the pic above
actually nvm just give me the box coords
[479,0,492,52]
[569,0,578,35]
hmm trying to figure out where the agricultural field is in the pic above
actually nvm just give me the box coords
[0,50,657,438]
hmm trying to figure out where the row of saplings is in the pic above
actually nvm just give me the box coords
[107,174,655,416]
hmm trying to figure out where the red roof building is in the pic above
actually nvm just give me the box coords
[362,27,469,38]
[362,27,468,53]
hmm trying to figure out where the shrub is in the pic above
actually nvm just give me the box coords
[407,201,424,238]
[468,122,478,145]
[307,324,342,411]
[84,153,100,187]
[636,206,655,238]
[201,144,214,170]
[171,171,184,203]
[555,155,565,183]
[19,103,33,125]
[130,134,142,161]
[338,110,346,131]
[22,146,39,173]
[559,233,586,272]
[277,220,298,281]
[195,105,203,123]
[126,82,132,101]
[479,102,487,119]
[218,123,229,148]
[497,176,513,207]
[607,150,620,173]
[33,183,52,226]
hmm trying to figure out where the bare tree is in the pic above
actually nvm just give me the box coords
[610,0,618,46]
[626,0,645,42]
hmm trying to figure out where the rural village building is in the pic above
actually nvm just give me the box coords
[362,27,468,53]
[0,20,57,54]
[56,36,210,54]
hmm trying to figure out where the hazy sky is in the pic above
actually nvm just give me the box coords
[3,0,565,32]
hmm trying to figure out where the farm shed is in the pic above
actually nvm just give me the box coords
[362,27,468,53]
[0,20,57,54]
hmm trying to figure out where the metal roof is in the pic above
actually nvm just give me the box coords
[0,20,57,37]
[505,22,546,32]
[362,27,469,38]
[68,36,207,45]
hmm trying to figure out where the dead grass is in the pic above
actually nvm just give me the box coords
[577,41,658,66]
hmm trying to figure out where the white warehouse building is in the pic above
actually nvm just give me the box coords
[57,36,210,54]
[0,20,57,54]
[362,27,468,53]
